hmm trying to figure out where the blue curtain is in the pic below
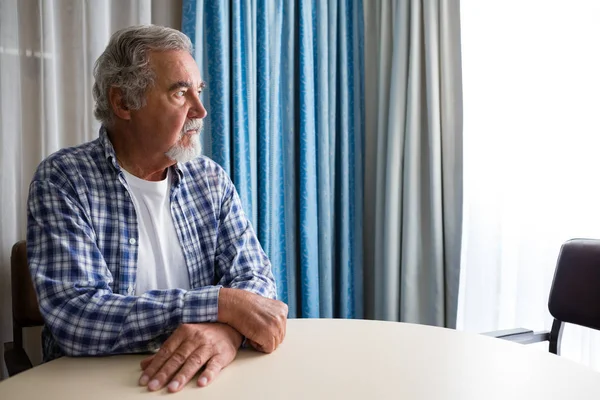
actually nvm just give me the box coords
[182,0,364,319]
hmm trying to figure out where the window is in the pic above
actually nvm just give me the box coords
[458,0,600,370]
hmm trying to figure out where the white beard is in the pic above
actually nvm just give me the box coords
[165,119,203,163]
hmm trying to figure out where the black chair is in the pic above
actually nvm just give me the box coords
[3,240,44,376]
[483,238,600,355]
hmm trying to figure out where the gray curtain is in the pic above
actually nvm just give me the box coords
[363,0,463,328]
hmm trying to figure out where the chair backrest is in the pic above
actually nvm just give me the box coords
[547,238,600,353]
[11,240,44,346]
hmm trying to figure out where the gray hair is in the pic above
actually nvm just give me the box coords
[93,25,193,126]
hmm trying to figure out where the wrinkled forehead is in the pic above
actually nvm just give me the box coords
[148,50,203,89]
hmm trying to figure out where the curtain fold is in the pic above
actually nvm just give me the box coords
[183,0,364,318]
[363,0,462,327]
[0,0,182,379]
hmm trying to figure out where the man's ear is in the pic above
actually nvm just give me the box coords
[109,86,131,121]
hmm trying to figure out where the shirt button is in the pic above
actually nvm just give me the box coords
[127,285,134,295]
[129,238,136,245]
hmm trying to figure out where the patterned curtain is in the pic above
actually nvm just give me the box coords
[182,0,364,318]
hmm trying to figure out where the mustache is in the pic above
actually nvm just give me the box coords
[182,119,203,132]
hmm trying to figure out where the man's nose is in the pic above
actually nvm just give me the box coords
[188,93,207,119]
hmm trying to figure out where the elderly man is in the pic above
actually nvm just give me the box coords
[26,25,287,393]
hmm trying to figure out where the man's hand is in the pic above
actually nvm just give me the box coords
[139,323,242,393]
[218,288,288,353]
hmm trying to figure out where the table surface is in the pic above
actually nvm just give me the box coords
[2,318,600,399]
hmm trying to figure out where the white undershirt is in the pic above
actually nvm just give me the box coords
[122,168,190,295]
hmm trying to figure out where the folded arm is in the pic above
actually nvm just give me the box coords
[28,180,220,356]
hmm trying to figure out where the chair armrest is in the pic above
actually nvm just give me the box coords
[3,342,34,377]
[481,328,550,344]
[482,328,534,338]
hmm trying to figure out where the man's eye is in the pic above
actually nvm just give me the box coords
[197,90,203,97]
[176,90,186,97]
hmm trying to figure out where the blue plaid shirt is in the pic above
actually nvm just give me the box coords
[27,128,276,362]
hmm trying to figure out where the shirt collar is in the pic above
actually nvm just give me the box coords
[99,126,120,171]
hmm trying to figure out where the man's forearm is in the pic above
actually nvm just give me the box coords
[217,287,244,325]
[39,284,221,356]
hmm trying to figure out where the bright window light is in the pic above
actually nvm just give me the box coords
[458,0,600,371]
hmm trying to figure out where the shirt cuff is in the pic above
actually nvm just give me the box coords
[181,285,221,323]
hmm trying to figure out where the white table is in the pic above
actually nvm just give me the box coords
[2,319,600,399]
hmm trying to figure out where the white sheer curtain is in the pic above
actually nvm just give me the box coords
[458,0,600,371]
[0,0,182,378]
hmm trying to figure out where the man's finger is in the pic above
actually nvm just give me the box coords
[145,340,199,391]
[248,339,261,351]
[197,357,224,387]
[140,355,154,370]
[167,345,214,393]
[139,332,185,386]
[269,335,278,353]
